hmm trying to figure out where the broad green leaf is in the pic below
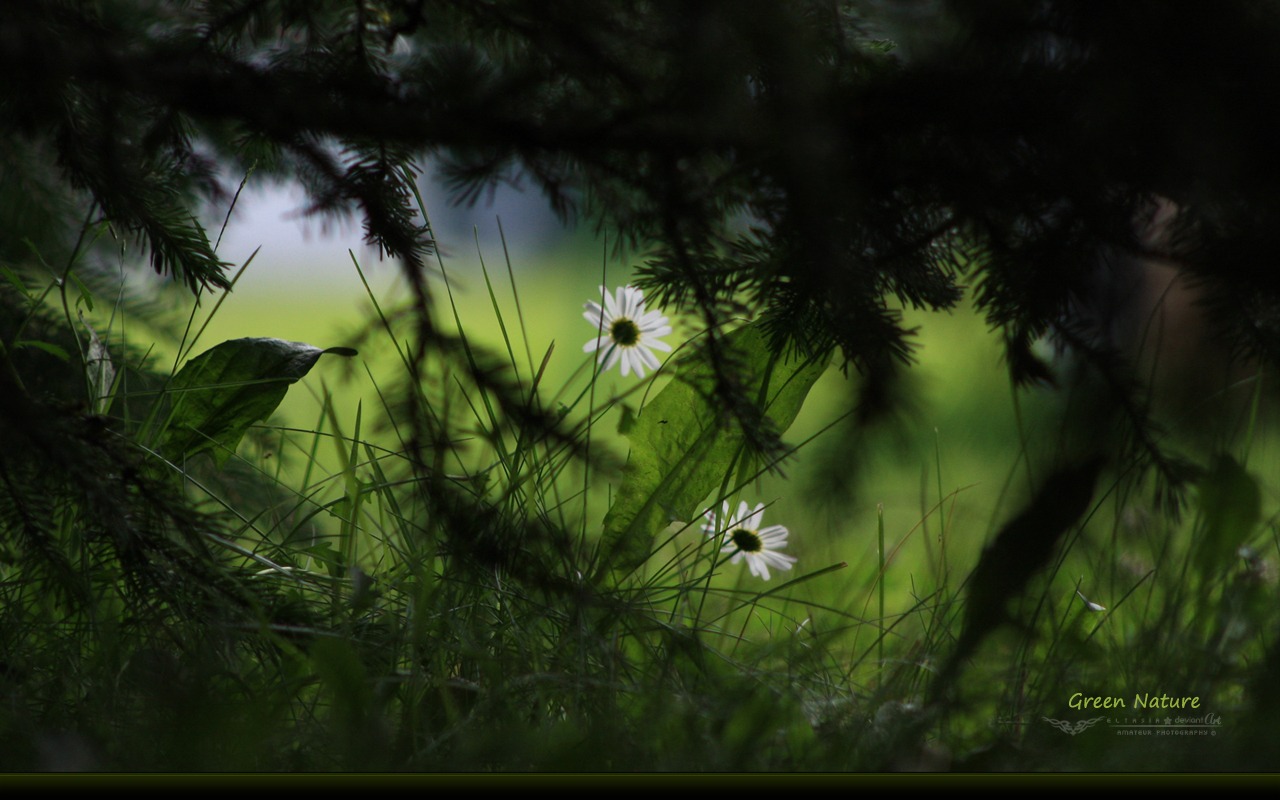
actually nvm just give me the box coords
[600,323,829,573]
[161,337,357,466]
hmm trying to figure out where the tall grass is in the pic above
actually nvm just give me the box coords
[1,220,1279,773]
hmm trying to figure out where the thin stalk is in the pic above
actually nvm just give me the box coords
[877,502,886,685]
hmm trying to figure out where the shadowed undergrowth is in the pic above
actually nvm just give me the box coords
[2,229,1279,774]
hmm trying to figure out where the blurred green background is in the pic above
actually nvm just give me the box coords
[176,178,1095,631]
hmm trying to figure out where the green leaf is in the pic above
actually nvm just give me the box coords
[69,271,94,312]
[599,323,829,573]
[160,337,357,466]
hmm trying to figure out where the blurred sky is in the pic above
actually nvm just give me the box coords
[213,166,575,295]
[184,163,613,412]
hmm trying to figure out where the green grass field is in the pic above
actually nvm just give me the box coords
[5,216,1278,773]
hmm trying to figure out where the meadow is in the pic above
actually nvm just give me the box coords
[3,194,1278,774]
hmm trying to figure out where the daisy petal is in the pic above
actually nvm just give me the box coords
[602,346,622,373]
[637,346,660,372]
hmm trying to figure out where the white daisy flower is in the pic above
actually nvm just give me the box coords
[701,500,797,581]
[582,285,673,379]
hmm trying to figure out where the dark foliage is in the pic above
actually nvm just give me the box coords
[5,0,1280,770]
[930,453,1106,702]
[5,1,1279,468]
